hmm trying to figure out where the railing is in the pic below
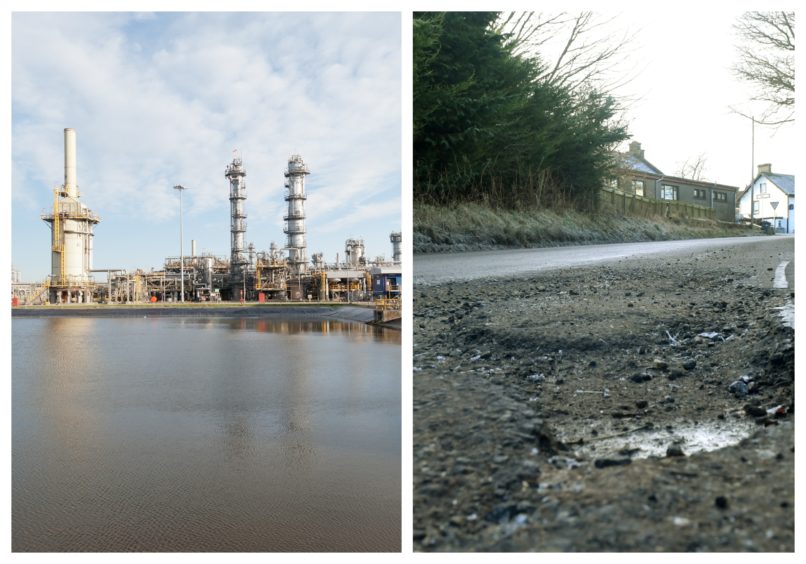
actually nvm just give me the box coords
[375,297,401,311]
[26,280,51,305]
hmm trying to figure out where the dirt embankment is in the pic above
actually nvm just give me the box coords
[414,240,794,551]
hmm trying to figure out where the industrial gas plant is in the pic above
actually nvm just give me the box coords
[13,129,401,313]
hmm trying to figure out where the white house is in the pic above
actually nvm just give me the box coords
[737,164,795,233]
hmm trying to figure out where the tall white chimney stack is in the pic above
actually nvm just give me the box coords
[64,128,78,198]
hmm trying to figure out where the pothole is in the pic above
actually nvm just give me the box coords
[560,418,757,461]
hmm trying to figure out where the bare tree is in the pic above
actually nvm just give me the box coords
[498,11,638,96]
[675,154,709,181]
[733,11,794,125]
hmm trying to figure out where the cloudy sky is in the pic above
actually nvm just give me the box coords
[11,11,401,281]
[612,7,796,189]
[521,6,796,190]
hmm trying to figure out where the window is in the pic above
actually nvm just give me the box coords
[714,191,727,202]
[693,188,707,200]
[632,180,645,197]
[660,184,678,200]
[608,177,618,190]
[759,182,767,194]
[753,201,760,215]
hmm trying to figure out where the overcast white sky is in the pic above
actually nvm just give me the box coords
[612,7,796,188]
[10,11,401,281]
[520,6,796,189]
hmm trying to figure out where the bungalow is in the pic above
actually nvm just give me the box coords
[737,164,794,233]
[611,142,739,223]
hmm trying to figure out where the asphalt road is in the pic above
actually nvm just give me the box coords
[413,234,795,551]
[414,235,795,287]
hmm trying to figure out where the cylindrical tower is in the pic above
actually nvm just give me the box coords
[42,128,100,303]
[345,238,365,267]
[63,127,78,199]
[390,231,402,263]
[284,154,309,276]
[226,154,248,295]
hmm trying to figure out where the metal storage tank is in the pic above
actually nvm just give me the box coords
[345,238,366,267]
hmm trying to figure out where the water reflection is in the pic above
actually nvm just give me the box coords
[13,316,400,551]
[176,316,400,344]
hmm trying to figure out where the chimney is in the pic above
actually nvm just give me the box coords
[628,141,644,160]
[758,163,772,175]
[64,128,78,198]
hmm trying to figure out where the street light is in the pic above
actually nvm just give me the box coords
[173,184,187,303]
[750,115,755,224]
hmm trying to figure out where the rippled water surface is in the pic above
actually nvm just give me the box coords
[12,316,401,551]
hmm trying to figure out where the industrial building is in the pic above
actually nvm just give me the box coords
[40,128,100,304]
[15,128,401,316]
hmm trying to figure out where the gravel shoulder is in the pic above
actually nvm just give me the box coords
[413,238,794,551]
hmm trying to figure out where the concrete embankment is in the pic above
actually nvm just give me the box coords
[12,303,377,324]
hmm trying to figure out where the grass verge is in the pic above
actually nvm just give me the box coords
[414,203,757,253]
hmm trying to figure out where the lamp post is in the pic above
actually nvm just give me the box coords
[174,184,187,303]
[750,115,755,224]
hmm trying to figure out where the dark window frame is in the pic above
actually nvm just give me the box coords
[660,184,678,201]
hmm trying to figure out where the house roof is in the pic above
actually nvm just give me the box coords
[764,173,795,196]
[619,153,663,175]
[738,172,795,200]
[658,175,738,192]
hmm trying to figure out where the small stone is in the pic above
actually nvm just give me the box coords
[636,400,649,409]
[715,496,729,509]
[672,516,690,527]
[744,404,767,417]
[449,515,465,526]
[682,359,697,370]
[668,368,686,380]
[594,458,632,469]
[517,459,540,480]
[653,359,669,371]
[728,380,749,397]
[666,444,685,457]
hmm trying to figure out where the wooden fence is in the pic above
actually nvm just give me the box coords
[600,187,715,220]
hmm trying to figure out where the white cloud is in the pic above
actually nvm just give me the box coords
[12,12,401,280]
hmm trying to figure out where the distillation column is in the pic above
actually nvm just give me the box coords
[226,154,248,298]
[284,155,309,276]
[390,231,402,263]
[41,128,100,303]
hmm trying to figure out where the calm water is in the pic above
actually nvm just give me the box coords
[12,316,401,552]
